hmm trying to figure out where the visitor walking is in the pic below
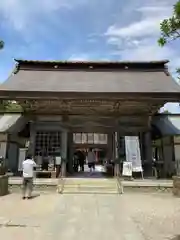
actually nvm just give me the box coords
[78,151,85,172]
[73,151,79,172]
[87,148,96,174]
[22,154,36,199]
[55,154,62,178]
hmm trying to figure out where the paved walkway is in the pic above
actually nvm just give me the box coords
[0,192,180,239]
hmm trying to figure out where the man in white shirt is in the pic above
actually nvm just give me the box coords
[22,155,36,199]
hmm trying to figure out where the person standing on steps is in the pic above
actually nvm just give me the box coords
[87,148,96,174]
[22,154,36,199]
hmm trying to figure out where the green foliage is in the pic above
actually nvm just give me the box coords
[0,100,23,112]
[0,40,4,49]
[158,1,180,46]
[162,110,170,114]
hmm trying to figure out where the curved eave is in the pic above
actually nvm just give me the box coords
[0,90,179,101]
[14,58,169,65]
[152,115,180,136]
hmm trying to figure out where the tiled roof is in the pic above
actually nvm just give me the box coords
[153,115,180,135]
[0,114,24,133]
[1,68,180,93]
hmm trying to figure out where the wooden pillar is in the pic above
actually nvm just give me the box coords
[67,132,74,173]
[114,132,119,159]
[61,130,68,177]
[107,132,113,160]
[144,131,152,176]
[61,130,68,160]
[139,132,145,161]
[28,121,36,157]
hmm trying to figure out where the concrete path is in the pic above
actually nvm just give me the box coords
[0,192,180,239]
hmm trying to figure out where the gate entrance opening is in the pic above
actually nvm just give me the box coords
[72,132,109,176]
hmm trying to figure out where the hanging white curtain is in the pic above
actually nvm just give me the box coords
[125,136,143,172]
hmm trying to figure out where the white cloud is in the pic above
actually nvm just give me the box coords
[113,42,173,61]
[137,5,173,18]
[105,0,178,63]
[68,54,90,61]
[105,1,174,40]
[105,0,180,113]
[106,18,162,39]
[68,53,109,61]
[0,0,85,32]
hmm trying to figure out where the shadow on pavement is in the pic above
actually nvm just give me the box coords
[28,193,40,199]
[171,236,180,240]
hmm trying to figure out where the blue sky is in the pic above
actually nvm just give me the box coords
[0,0,180,112]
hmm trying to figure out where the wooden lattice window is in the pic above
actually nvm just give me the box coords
[35,131,61,156]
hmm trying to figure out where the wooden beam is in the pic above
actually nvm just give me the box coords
[0,90,179,101]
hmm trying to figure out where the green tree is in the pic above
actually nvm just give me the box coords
[161,110,171,114]
[158,1,180,46]
[0,40,4,49]
[0,100,23,112]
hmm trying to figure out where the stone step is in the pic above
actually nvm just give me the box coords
[58,178,119,194]
[64,184,118,188]
[62,186,118,194]
[64,185,118,189]
[63,189,118,194]
[64,182,117,187]
[64,179,116,185]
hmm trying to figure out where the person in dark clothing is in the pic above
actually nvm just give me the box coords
[78,151,85,172]
[73,151,79,172]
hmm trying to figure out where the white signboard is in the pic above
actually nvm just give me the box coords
[125,136,143,173]
[55,156,62,165]
[122,162,132,176]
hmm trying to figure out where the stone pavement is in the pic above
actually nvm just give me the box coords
[0,192,180,239]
